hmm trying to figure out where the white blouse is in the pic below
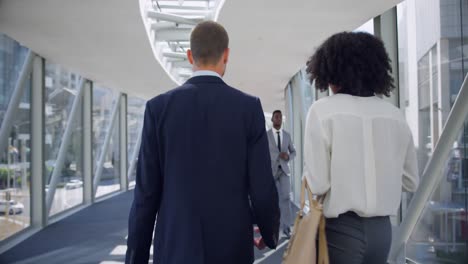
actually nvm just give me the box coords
[303,94,419,218]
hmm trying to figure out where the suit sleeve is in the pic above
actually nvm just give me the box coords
[247,98,280,249]
[126,101,163,264]
[287,133,296,160]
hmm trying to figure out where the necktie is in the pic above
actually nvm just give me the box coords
[277,131,281,152]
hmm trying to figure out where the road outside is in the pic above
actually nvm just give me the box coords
[0,182,121,241]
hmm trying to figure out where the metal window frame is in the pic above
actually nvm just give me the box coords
[31,55,46,228]
[83,81,93,205]
[120,94,128,192]
[0,52,41,255]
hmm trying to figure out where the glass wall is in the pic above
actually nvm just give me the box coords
[127,97,145,188]
[0,31,149,250]
[285,69,315,205]
[93,86,121,198]
[44,62,84,216]
[398,0,468,262]
[0,34,31,241]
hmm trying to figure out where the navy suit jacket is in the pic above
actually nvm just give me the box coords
[126,76,280,264]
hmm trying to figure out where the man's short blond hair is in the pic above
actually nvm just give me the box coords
[190,21,229,65]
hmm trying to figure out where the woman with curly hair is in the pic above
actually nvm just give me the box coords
[303,32,419,263]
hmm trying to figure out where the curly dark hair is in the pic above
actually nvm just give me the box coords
[306,32,394,97]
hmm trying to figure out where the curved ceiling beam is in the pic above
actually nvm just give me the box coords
[0,0,177,99]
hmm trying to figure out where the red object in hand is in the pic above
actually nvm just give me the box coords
[254,237,266,250]
[253,226,260,234]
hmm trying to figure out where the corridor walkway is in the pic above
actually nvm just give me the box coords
[0,191,289,264]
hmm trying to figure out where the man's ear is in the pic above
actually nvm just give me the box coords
[223,48,230,64]
[187,49,194,65]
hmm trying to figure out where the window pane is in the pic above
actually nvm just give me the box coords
[398,0,468,262]
[44,62,84,216]
[127,96,145,188]
[0,33,31,240]
[93,86,120,198]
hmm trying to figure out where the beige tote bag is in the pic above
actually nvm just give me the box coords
[283,179,329,264]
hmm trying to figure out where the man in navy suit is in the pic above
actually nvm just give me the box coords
[125,21,280,264]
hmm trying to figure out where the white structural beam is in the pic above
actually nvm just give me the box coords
[167,10,212,16]
[46,79,85,215]
[163,51,187,59]
[176,64,192,69]
[0,51,34,155]
[147,10,203,25]
[172,60,191,68]
[83,81,93,205]
[93,94,122,196]
[151,22,180,31]
[157,0,210,2]
[155,28,191,41]
[31,54,46,228]
[177,42,190,48]
[120,94,128,191]
[388,74,468,262]
[159,5,208,10]
[165,57,185,62]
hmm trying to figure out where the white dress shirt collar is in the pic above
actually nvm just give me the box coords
[272,127,283,146]
[192,70,222,79]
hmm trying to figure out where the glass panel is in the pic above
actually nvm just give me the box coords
[0,33,31,240]
[93,86,120,198]
[44,62,84,216]
[127,96,145,188]
[299,69,314,117]
[398,0,468,262]
[406,129,468,263]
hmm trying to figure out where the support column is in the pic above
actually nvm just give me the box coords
[374,7,400,107]
[375,6,402,226]
[31,55,46,228]
[83,81,93,205]
[120,94,128,192]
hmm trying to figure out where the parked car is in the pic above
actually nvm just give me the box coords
[65,179,83,190]
[0,200,24,215]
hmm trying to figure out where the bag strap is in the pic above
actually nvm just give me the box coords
[302,177,330,264]
[318,215,329,264]
[299,178,306,214]
[301,178,320,210]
